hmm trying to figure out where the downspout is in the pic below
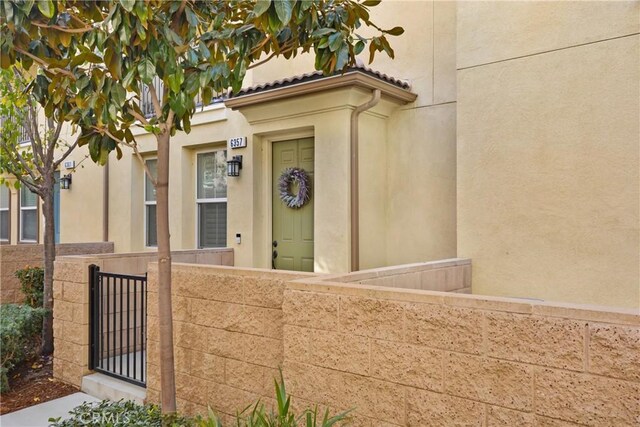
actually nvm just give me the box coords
[103,158,109,241]
[350,89,381,272]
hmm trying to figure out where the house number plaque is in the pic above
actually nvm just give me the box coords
[229,136,247,149]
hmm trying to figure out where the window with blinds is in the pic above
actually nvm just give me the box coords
[144,159,157,247]
[197,150,227,248]
[20,186,37,242]
[0,186,9,242]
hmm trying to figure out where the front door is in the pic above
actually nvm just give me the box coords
[272,138,314,271]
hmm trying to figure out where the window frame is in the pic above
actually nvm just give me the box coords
[144,157,158,248]
[195,149,228,249]
[0,186,10,244]
[19,185,38,243]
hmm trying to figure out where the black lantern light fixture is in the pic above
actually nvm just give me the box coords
[60,174,72,190]
[227,155,243,177]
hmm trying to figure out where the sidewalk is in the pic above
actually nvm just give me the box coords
[0,393,99,427]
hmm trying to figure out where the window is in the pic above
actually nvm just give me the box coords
[20,186,38,242]
[0,186,9,242]
[144,159,157,247]
[197,151,227,248]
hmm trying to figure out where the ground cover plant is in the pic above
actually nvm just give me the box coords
[14,266,44,308]
[50,374,350,426]
[0,304,46,392]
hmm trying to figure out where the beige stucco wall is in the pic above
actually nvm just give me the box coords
[38,0,458,276]
[457,1,640,308]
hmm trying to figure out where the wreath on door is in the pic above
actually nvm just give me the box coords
[278,167,311,209]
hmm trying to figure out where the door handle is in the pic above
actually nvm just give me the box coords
[272,250,278,259]
[272,249,278,269]
[272,240,278,247]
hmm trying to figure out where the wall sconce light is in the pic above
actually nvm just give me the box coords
[227,155,242,177]
[60,174,72,190]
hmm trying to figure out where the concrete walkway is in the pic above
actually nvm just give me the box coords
[0,393,99,427]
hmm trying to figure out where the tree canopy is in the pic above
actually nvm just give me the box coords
[1,0,402,164]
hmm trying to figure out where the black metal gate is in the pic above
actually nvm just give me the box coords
[88,265,147,387]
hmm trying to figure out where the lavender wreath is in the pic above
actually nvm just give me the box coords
[278,167,311,209]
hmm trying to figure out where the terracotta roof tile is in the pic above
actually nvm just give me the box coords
[231,65,410,98]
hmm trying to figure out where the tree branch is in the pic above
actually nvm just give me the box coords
[128,107,150,126]
[14,47,77,80]
[53,138,78,169]
[32,21,94,34]
[1,162,41,195]
[148,81,163,120]
[247,43,298,70]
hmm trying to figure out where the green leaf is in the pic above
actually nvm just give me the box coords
[311,28,335,38]
[137,58,155,84]
[111,84,126,107]
[274,0,294,25]
[354,40,365,55]
[386,26,404,36]
[328,32,342,52]
[104,45,122,79]
[167,71,184,93]
[185,7,198,27]
[335,44,349,70]
[169,92,187,117]
[362,0,381,6]
[253,0,271,17]
[37,0,54,18]
[122,67,136,89]
[119,0,135,12]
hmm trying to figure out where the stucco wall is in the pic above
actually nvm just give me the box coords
[456,1,640,308]
[48,0,459,275]
[0,242,114,304]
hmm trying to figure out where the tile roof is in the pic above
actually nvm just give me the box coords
[231,65,410,98]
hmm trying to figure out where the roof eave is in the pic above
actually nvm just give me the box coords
[224,71,417,110]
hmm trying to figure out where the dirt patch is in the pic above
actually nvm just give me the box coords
[0,355,79,415]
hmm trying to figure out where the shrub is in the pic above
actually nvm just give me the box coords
[202,372,350,427]
[14,265,44,308]
[49,400,194,427]
[0,304,46,392]
[50,374,350,427]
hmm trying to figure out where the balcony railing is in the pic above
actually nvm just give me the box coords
[140,76,224,118]
[0,114,32,144]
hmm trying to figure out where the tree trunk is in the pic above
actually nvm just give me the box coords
[156,130,176,413]
[41,178,55,355]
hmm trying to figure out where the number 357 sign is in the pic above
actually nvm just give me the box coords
[229,136,247,149]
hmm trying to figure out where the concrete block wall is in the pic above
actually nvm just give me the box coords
[282,278,640,426]
[145,263,313,419]
[0,242,114,304]
[52,248,233,388]
[142,261,638,426]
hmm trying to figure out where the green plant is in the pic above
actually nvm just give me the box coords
[0,304,46,392]
[49,400,194,426]
[14,265,44,308]
[200,372,351,427]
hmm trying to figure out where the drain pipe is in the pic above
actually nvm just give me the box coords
[350,89,381,272]
[103,158,109,241]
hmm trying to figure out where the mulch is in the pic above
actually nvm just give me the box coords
[0,354,79,415]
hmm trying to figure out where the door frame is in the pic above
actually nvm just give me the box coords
[259,129,314,269]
